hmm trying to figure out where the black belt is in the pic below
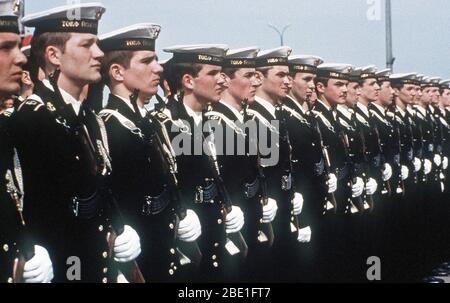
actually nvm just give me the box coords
[195,181,218,204]
[70,190,101,220]
[243,177,260,199]
[141,188,171,216]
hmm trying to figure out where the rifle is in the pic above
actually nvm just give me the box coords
[49,71,145,283]
[368,104,392,197]
[306,101,337,213]
[354,105,375,211]
[336,109,365,213]
[202,107,248,259]
[431,105,446,189]
[4,166,35,283]
[389,103,406,195]
[133,91,202,267]
[275,103,301,235]
[241,99,274,247]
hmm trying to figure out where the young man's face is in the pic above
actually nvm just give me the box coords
[346,82,361,105]
[361,78,380,102]
[291,72,316,102]
[226,67,260,102]
[123,50,163,102]
[441,89,450,107]
[1,97,14,109]
[414,85,423,104]
[395,84,416,105]
[0,33,27,97]
[260,65,290,100]
[430,87,440,105]
[378,81,394,107]
[192,64,225,104]
[421,87,432,105]
[320,78,348,105]
[59,33,104,85]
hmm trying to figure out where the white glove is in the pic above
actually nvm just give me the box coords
[23,245,54,283]
[291,192,304,216]
[424,159,432,175]
[413,157,422,172]
[382,163,393,181]
[433,154,442,167]
[401,165,409,180]
[262,198,278,223]
[365,178,378,195]
[327,173,337,193]
[113,225,141,263]
[443,156,448,170]
[177,209,202,242]
[225,206,245,234]
[297,226,312,243]
[351,177,364,198]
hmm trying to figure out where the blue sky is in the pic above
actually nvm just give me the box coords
[25,0,450,78]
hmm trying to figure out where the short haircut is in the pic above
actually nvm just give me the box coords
[314,77,330,88]
[163,60,203,94]
[101,50,134,86]
[255,66,271,78]
[31,32,72,71]
[221,67,239,79]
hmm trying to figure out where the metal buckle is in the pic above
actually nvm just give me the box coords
[71,197,79,217]
[281,174,292,191]
[195,186,204,204]
[142,196,153,216]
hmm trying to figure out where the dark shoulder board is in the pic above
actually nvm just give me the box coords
[16,96,46,114]
[150,110,171,124]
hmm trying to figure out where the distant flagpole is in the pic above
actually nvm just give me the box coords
[386,0,395,71]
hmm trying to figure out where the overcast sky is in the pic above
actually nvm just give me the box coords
[25,0,449,78]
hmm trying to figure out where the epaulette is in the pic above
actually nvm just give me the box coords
[98,109,115,123]
[355,112,370,127]
[0,108,13,117]
[312,110,335,132]
[150,110,171,125]
[246,108,279,135]
[205,110,246,136]
[17,94,45,112]
[282,104,309,125]
[337,116,355,131]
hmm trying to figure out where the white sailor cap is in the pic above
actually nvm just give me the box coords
[255,46,292,67]
[359,65,378,80]
[22,2,105,35]
[440,79,450,90]
[288,54,324,73]
[390,73,419,85]
[223,46,259,68]
[428,77,442,87]
[0,0,21,34]
[375,69,392,82]
[99,23,161,52]
[348,67,363,82]
[316,63,353,80]
[164,44,228,66]
[415,74,425,83]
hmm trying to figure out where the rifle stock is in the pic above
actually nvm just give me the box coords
[147,98,203,267]
[241,99,274,247]
[107,192,145,283]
